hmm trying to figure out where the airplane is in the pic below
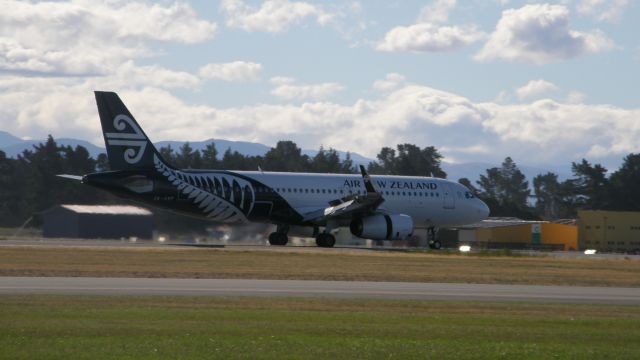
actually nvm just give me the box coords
[61,91,489,248]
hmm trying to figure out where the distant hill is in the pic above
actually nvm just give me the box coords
[0,133,372,166]
[155,139,373,166]
[0,131,24,148]
[0,131,571,182]
[1,137,104,158]
[442,162,572,184]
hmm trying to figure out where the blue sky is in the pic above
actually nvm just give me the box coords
[0,0,638,171]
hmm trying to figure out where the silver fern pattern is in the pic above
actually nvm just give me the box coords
[154,155,255,223]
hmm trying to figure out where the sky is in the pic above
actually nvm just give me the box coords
[0,0,639,171]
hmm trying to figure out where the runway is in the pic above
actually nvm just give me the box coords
[1,277,639,305]
[2,238,639,260]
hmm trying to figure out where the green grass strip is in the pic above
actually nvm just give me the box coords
[1,295,639,360]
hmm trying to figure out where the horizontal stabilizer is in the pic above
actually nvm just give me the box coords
[56,174,83,181]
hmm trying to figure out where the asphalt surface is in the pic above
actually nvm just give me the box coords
[1,277,639,305]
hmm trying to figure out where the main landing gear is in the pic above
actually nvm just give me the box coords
[315,233,336,248]
[427,226,441,250]
[268,224,289,246]
[268,224,336,248]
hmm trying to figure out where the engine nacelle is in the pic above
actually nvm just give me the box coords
[350,214,414,241]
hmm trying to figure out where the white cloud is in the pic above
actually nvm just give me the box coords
[475,4,613,64]
[199,61,263,82]
[220,0,333,33]
[418,0,457,24]
[116,61,200,89]
[373,73,406,92]
[376,23,485,52]
[270,77,344,101]
[516,79,559,100]
[0,0,217,76]
[577,0,629,23]
[566,91,587,104]
[1,73,639,170]
[376,0,484,53]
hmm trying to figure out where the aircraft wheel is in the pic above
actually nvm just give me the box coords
[429,240,442,250]
[316,233,336,248]
[268,232,288,246]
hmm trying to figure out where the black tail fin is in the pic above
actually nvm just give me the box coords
[95,91,171,171]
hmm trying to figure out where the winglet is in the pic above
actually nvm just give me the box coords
[359,165,377,194]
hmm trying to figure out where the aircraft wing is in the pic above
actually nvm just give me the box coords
[301,166,384,223]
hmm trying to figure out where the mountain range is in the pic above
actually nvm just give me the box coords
[0,131,571,182]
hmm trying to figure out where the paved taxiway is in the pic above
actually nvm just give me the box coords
[1,277,639,305]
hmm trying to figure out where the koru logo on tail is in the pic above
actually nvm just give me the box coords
[105,115,147,164]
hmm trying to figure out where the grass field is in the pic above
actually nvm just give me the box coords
[1,246,639,287]
[0,295,639,359]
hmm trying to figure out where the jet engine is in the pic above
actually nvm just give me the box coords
[350,214,413,241]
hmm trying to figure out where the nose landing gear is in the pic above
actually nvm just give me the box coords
[427,227,441,250]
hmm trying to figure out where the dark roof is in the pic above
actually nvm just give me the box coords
[57,205,152,216]
[457,217,547,229]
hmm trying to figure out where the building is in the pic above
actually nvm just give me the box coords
[455,218,578,251]
[578,210,640,253]
[42,204,153,239]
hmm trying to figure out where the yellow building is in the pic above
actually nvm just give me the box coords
[578,210,640,252]
[459,218,578,251]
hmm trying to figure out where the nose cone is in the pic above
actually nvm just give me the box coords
[475,199,490,221]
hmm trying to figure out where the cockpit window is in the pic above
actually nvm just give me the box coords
[465,191,475,199]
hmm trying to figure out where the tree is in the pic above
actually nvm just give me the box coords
[367,144,446,177]
[568,159,609,210]
[19,135,67,213]
[175,142,202,169]
[477,157,534,218]
[310,146,342,173]
[609,153,640,211]
[262,141,309,172]
[340,152,356,173]
[96,153,110,172]
[201,142,219,169]
[159,144,176,166]
[458,178,478,196]
[532,172,575,220]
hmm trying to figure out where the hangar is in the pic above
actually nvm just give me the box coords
[42,204,153,239]
[449,218,578,251]
[578,210,640,253]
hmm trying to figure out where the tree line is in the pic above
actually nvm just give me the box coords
[2,135,640,230]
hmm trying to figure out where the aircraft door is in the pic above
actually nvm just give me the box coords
[442,183,455,209]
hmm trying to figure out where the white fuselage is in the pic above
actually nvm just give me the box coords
[232,171,489,228]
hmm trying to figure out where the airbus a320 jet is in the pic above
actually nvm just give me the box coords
[61,92,489,248]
